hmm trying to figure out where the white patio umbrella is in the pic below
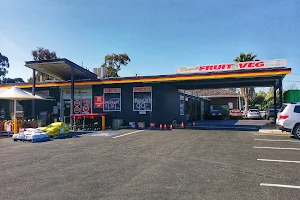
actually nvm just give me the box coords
[0,86,46,134]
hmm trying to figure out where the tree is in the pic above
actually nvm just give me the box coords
[240,88,254,111]
[234,52,257,111]
[265,87,280,107]
[249,91,267,110]
[2,77,24,84]
[27,47,58,83]
[0,52,10,81]
[101,53,131,77]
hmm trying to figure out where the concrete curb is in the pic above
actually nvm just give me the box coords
[258,129,290,134]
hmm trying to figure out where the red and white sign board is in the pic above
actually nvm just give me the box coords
[74,99,80,107]
[133,87,152,92]
[74,99,81,114]
[37,90,49,96]
[74,106,80,114]
[176,59,287,74]
[103,88,121,93]
[94,96,104,108]
[81,99,91,114]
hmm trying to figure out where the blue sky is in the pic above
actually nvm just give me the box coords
[0,0,299,89]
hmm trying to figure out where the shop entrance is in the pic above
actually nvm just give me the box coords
[63,100,71,124]
[60,88,93,124]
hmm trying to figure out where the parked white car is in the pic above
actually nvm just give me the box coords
[276,103,300,139]
[246,109,261,119]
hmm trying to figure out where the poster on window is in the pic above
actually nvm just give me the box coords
[81,99,91,114]
[94,96,104,108]
[74,99,81,114]
[133,87,152,111]
[180,95,185,115]
[103,88,121,111]
[37,90,50,96]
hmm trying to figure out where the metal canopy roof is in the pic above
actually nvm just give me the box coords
[25,58,98,81]
[174,74,285,90]
[0,67,291,89]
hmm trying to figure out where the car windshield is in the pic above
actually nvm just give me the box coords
[230,110,240,113]
[249,109,259,112]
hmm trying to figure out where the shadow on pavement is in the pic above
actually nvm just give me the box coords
[185,119,269,131]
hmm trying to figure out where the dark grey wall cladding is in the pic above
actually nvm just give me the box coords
[21,87,60,117]
[92,83,185,126]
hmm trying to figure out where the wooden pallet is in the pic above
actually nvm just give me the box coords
[13,137,51,143]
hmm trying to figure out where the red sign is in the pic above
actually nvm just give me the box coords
[37,90,49,96]
[104,88,121,93]
[74,107,80,114]
[81,99,91,114]
[82,105,89,112]
[199,62,265,71]
[74,99,80,107]
[82,99,90,106]
[133,87,152,92]
[94,96,104,108]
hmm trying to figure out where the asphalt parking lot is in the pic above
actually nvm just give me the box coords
[0,129,299,200]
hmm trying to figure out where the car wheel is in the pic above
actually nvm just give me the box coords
[292,124,300,139]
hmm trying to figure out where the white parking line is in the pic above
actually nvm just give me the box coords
[112,130,144,139]
[254,139,300,143]
[257,159,300,164]
[253,146,300,151]
[260,183,300,189]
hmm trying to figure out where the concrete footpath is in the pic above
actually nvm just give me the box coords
[184,120,269,131]
[258,124,291,135]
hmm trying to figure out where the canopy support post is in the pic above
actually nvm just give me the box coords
[279,80,283,108]
[274,85,277,124]
[32,69,36,118]
[13,100,17,134]
[70,67,75,128]
[183,90,186,119]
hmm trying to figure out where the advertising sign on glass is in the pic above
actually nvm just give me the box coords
[62,89,92,100]
[74,99,81,114]
[94,96,104,108]
[37,90,50,96]
[133,87,152,111]
[180,95,185,115]
[103,88,121,111]
[81,99,91,114]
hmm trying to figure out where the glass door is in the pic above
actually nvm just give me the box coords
[63,100,71,124]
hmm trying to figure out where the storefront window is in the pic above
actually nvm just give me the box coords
[103,88,121,111]
[133,87,152,111]
[61,89,92,114]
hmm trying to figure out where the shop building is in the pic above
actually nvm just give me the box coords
[0,58,291,126]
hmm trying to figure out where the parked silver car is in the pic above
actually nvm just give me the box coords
[246,109,261,119]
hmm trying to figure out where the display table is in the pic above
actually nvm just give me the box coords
[71,113,106,131]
